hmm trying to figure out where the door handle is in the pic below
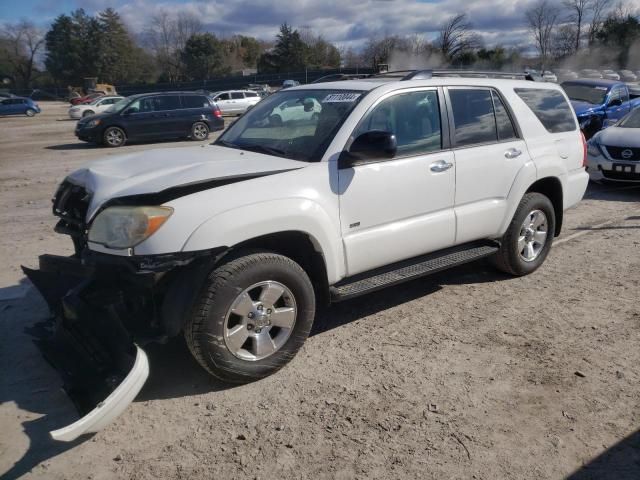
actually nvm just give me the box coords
[430,160,453,172]
[505,148,522,159]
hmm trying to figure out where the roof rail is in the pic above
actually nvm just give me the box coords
[370,69,541,82]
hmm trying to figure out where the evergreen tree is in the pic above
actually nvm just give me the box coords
[181,33,226,80]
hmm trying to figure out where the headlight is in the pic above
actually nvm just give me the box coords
[88,206,173,249]
[86,119,101,128]
[587,138,602,157]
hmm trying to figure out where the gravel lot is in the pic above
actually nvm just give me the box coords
[1,102,639,480]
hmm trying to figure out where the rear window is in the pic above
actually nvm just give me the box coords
[182,95,210,109]
[231,92,244,99]
[515,88,576,133]
[245,92,259,97]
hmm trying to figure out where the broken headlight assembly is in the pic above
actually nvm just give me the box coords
[88,206,173,249]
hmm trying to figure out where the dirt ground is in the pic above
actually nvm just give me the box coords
[1,102,639,480]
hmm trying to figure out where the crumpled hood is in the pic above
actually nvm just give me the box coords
[594,126,640,148]
[570,100,603,117]
[66,145,308,219]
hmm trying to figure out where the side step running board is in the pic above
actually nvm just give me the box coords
[330,241,499,301]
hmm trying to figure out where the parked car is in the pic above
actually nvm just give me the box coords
[618,70,638,82]
[542,71,558,82]
[209,90,261,115]
[579,69,603,79]
[267,97,321,124]
[556,69,579,81]
[282,79,300,89]
[601,69,621,80]
[587,107,640,182]
[74,91,224,147]
[68,95,125,119]
[26,73,588,441]
[0,97,40,116]
[561,79,640,138]
[70,92,104,105]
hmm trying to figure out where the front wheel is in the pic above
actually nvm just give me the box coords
[103,126,126,148]
[185,252,316,383]
[492,192,556,276]
[25,108,36,117]
[82,110,94,117]
[191,121,209,141]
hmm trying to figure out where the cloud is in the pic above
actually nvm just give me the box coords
[60,0,543,50]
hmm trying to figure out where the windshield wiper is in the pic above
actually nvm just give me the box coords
[236,143,288,158]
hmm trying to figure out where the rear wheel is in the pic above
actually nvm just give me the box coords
[185,252,316,383]
[25,108,36,117]
[492,192,556,276]
[103,126,126,148]
[191,121,209,141]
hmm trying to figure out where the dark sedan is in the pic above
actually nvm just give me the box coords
[75,91,224,147]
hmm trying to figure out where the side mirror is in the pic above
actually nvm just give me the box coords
[608,98,622,107]
[339,130,397,168]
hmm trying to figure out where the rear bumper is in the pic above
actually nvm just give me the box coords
[564,168,589,209]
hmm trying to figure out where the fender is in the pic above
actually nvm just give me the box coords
[181,198,345,284]
[497,161,538,236]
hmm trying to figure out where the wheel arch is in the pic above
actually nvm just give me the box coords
[526,176,563,236]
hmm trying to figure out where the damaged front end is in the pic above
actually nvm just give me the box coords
[24,180,219,441]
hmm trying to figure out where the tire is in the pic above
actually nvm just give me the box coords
[103,126,126,148]
[492,192,556,276]
[82,110,94,117]
[191,121,209,141]
[185,251,316,383]
[25,108,36,117]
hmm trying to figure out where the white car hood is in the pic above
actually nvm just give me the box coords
[596,126,640,148]
[66,145,309,219]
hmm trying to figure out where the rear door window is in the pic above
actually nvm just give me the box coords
[449,89,497,147]
[245,92,259,98]
[514,88,576,133]
[492,92,518,141]
[182,95,210,109]
[231,92,244,100]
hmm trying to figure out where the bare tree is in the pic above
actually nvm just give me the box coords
[144,10,202,82]
[587,0,612,45]
[564,0,591,51]
[1,20,44,88]
[553,24,579,59]
[526,0,560,71]
[435,14,481,63]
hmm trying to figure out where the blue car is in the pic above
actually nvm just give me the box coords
[561,79,640,139]
[0,96,41,117]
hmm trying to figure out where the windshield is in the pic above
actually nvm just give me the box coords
[562,83,608,105]
[619,108,640,128]
[216,89,365,162]
[105,96,132,113]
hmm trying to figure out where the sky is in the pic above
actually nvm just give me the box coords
[0,0,559,51]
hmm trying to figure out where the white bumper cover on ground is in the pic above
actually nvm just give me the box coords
[50,345,149,442]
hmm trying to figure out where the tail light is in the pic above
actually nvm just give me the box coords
[581,132,587,168]
[213,108,222,119]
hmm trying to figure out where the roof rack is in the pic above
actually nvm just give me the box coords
[370,69,541,82]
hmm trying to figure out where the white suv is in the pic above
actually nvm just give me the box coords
[26,72,588,440]
[210,89,261,114]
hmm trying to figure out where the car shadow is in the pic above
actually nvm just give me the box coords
[44,137,211,152]
[0,261,508,476]
[45,143,100,150]
[584,181,640,202]
[0,285,87,480]
[566,429,640,480]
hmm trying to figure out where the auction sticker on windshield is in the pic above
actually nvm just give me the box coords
[322,93,361,103]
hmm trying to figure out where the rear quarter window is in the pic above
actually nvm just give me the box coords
[514,88,576,133]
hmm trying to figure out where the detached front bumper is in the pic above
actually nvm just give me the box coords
[23,248,217,441]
